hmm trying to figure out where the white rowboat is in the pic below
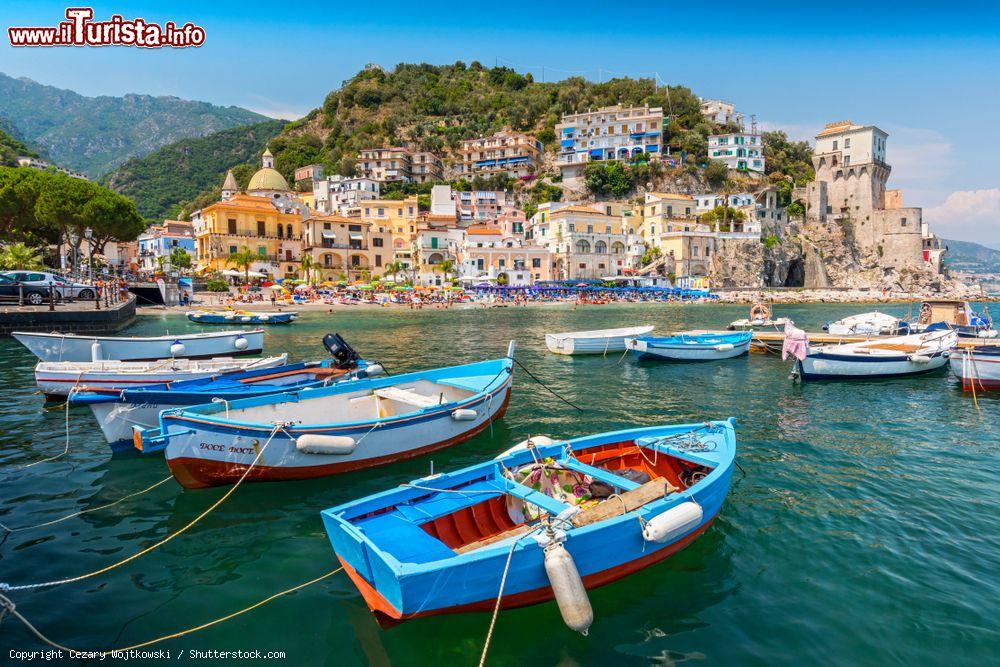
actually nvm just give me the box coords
[35,355,288,398]
[12,329,265,362]
[545,326,655,355]
[796,331,958,381]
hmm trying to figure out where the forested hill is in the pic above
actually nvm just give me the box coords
[104,119,286,220]
[942,238,1000,273]
[0,127,39,166]
[0,73,268,178]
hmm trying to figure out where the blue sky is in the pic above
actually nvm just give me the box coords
[2,1,999,246]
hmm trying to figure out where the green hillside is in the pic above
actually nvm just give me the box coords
[104,119,286,220]
[0,73,268,178]
[942,238,1000,273]
[0,126,38,166]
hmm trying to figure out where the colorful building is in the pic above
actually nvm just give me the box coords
[456,132,541,180]
[301,213,391,281]
[137,220,196,273]
[555,105,664,181]
[707,132,765,172]
[357,147,444,184]
[195,194,303,279]
[537,204,632,280]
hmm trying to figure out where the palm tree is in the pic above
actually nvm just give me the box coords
[0,243,45,270]
[227,246,256,283]
[154,254,168,275]
[438,259,455,283]
[300,254,318,283]
[384,261,404,282]
[360,268,371,283]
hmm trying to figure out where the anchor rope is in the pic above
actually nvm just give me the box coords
[0,423,284,593]
[0,566,342,654]
[511,357,584,412]
[0,475,174,534]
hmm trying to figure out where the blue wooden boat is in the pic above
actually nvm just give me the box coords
[187,310,297,325]
[70,334,372,451]
[321,419,736,629]
[625,330,752,361]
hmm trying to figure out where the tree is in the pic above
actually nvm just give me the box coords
[300,253,318,283]
[704,160,729,189]
[0,242,45,270]
[584,162,633,198]
[227,246,256,282]
[169,248,192,274]
[154,254,168,274]
[699,205,747,232]
[384,260,404,282]
[438,259,455,283]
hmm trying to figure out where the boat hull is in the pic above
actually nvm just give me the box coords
[13,330,265,362]
[90,401,169,451]
[187,312,297,325]
[160,381,512,489]
[950,350,1000,391]
[627,338,750,361]
[798,351,949,381]
[545,326,654,355]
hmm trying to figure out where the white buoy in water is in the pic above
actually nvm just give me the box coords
[169,341,186,357]
[641,502,703,544]
[295,434,357,455]
[234,336,249,351]
[90,340,102,362]
[543,541,593,635]
[451,408,477,421]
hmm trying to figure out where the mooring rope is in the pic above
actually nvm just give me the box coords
[511,357,584,412]
[0,566,342,654]
[0,423,284,593]
[0,475,174,534]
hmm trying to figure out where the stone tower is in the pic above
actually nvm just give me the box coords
[221,169,239,200]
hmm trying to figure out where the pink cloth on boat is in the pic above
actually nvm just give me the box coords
[782,321,809,361]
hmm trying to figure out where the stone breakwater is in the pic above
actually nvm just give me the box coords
[713,288,998,305]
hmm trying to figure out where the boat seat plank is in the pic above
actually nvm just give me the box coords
[572,478,675,527]
[397,480,505,522]
[560,457,641,491]
[858,343,921,353]
[454,523,535,554]
[373,386,441,408]
[437,374,496,393]
[500,478,570,516]
[355,511,456,564]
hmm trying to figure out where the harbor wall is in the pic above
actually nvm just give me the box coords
[0,295,137,336]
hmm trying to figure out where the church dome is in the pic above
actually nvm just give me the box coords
[247,167,289,192]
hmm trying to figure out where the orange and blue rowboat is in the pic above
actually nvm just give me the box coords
[321,419,736,628]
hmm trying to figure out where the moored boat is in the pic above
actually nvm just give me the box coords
[626,331,751,361]
[728,303,790,331]
[35,354,287,400]
[133,343,516,488]
[909,300,996,338]
[824,311,908,336]
[794,331,958,381]
[187,310,297,325]
[949,345,1000,391]
[545,326,654,355]
[321,419,736,628]
[70,334,371,450]
[12,329,265,362]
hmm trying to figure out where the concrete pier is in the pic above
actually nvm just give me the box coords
[0,294,137,336]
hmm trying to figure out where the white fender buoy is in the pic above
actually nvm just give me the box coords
[90,340,102,362]
[714,343,735,352]
[169,341,186,357]
[240,316,251,322]
[259,314,270,321]
[289,314,297,320]
[908,354,932,364]
[451,408,477,421]
[295,434,357,455]
[224,312,235,319]
[641,502,703,544]
[364,363,384,378]
[495,436,556,459]
[234,336,249,351]
[543,541,593,635]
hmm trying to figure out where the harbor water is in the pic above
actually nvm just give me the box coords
[1,302,997,665]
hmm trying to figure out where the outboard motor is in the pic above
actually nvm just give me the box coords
[323,333,362,369]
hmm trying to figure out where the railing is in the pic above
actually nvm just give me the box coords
[0,280,131,310]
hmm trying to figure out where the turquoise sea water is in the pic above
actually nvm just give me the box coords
[1,302,997,665]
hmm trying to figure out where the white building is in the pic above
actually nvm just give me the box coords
[707,133,765,172]
[813,121,887,168]
[695,193,755,212]
[430,184,457,218]
[555,105,664,181]
[313,175,380,214]
[700,99,743,127]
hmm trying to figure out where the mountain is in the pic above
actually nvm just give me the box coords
[104,119,286,220]
[942,238,1000,273]
[0,73,268,178]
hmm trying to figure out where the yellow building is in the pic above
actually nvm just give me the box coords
[195,194,303,278]
[302,213,392,282]
[357,197,420,270]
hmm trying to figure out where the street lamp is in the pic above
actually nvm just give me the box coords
[84,227,93,281]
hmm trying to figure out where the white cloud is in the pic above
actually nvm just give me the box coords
[924,189,1000,245]
[882,126,958,195]
[244,105,310,121]
[757,121,817,144]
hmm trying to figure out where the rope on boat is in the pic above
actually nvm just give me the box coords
[0,476,174,534]
[0,424,285,593]
[511,357,584,412]
[478,533,527,667]
[19,387,74,470]
[0,566,343,655]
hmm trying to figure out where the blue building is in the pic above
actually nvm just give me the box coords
[137,220,196,273]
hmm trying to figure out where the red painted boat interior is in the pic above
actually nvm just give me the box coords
[420,494,519,549]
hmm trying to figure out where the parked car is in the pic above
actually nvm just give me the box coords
[0,274,53,306]
[0,271,96,300]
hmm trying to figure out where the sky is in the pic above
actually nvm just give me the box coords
[1,1,999,247]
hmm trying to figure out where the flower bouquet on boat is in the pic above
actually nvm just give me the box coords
[320,420,737,630]
[789,327,959,381]
[131,342,517,488]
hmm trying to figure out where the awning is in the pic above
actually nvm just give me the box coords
[349,233,363,240]
[645,144,660,152]
[560,139,574,147]
[589,149,603,157]
[322,231,336,239]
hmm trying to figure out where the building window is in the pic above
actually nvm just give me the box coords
[257,221,266,236]
[900,217,907,226]
[532,258,541,268]
[373,238,383,247]
[229,245,237,255]
[257,246,266,257]
[833,140,838,150]
[375,255,382,267]
[227,219,237,234]
[277,224,283,238]
[845,138,851,148]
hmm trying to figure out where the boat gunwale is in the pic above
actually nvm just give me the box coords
[545,325,655,341]
[13,328,265,342]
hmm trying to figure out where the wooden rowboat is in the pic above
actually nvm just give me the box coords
[545,326,654,355]
[322,419,736,629]
[12,329,265,362]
